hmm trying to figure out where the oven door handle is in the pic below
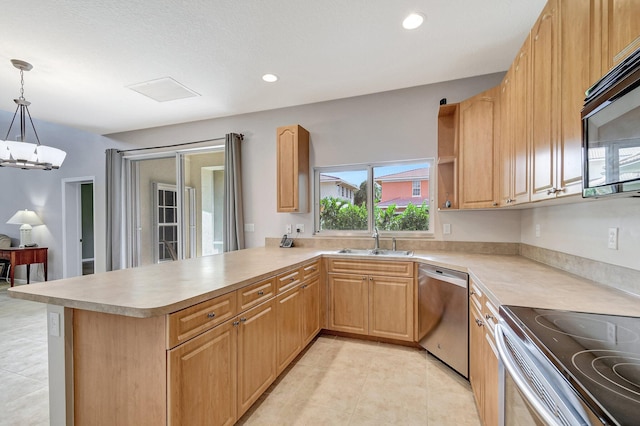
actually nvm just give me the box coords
[495,323,564,426]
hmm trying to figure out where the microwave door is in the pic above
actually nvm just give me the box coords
[584,83,640,196]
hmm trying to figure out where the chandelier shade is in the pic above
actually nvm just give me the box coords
[0,59,67,170]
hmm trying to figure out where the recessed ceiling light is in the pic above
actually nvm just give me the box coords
[402,13,425,30]
[262,73,278,83]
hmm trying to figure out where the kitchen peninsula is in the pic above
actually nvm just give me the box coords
[9,246,640,425]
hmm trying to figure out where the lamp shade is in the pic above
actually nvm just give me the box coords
[6,209,43,226]
[6,140,38,162]
[0,140,11,160]
[36,145,67,168]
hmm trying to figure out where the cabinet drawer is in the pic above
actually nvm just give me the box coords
[327,258,413,278]
[301,259,320,281]
[276,268,302,293]
[238,278,275,312]
[167,291,237,348]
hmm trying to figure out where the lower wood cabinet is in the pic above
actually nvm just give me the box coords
[327,259,414,342]
[469,280,500,426]
[237,299,277,417]
[276,276,322,374]
[168,320,237,426]
[168,298,277,426]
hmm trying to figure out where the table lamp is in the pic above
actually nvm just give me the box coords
[6,209,43,247]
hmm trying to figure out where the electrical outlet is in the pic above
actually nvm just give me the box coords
[244,223,255,232]
[535,224,541,238]
[608,227,618,250]
[443,223,451,234]
[285,224,292,234]
[296,224,304,233]
[48,312,60,337]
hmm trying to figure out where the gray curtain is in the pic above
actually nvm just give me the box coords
[223,133,245,252]
[105,148,124,270]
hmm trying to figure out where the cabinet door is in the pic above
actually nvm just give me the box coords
[328,273,369,335]
[512,36,532,204]
[276,125,309,213]
[558,0,601,198]
[368,276,414,341]
[237,299,277,417]
[499,69,514,206]
[168,320,237,426]
[276,286,303,374]
[483,333,501,426]
[459,86,501,209]
[302,277,322,346]
[469,301,485,412]
[530,0,560,201]
[604,0,640,68]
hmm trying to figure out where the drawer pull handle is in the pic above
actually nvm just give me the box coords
[289,277,296,282]
[470,290,476,296]
[310,267,317,272]
[207,312,216,319]
[475,319,484,327]
[485,313,494,320]
[257,290,264,296]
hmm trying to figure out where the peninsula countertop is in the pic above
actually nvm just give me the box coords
[8,246,640,318]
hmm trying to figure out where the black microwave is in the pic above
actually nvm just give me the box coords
[582,47,640,198]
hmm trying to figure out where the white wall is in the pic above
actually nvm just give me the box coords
[521,197,640,271]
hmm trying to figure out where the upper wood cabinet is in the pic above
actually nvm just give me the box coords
[511,36,532,205]
[276,124,310,213]
[530,0,561,202]
[437,103,459,210]
[458,86,501,209]
[602,0,640,69]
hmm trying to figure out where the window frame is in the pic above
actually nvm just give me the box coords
[412,180,421,197]
[314,159,434,237]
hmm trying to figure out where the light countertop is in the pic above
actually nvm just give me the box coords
[8,246,640,318]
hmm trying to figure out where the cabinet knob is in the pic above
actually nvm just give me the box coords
[470,290,476,296]
[546,187,557,195]
[475,318,484,327]
[289,277,296,282]
[492,202,498,206]
[240,317,247,323]
[362,277,367,281]
[369,277,373,281]
[233,321,240,327]
[207,312,216,319]
[310,267,317,272]
[257,290,264,296]
[485,313,494,321]
[301,284,307,289]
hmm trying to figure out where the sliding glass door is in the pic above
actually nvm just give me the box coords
[124,146,225,267]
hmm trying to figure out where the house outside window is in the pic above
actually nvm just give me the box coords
[315,160,433,235]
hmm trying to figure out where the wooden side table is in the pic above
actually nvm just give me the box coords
[0,247,48,287]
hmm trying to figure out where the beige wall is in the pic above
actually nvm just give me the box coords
[108,72,640,272]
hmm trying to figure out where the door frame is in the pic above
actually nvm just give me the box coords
[61,176,96,278]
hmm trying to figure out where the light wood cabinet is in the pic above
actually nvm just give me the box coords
[468,280,501,426]
[328,272,369,334]
[276,286,303,374]
[368,275,414,341]
[237,298,277,417]
[500,36,532,207]
[458,86,501,209]
[168,320,237,426]
[437,103,459,210]
[602,0,640,69]
[276,124,310,213]
[327,260,414,342]
[302,276,322,346]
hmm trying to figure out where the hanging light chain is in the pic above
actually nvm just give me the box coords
[19,68,25,100]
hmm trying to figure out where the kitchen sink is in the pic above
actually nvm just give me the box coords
[336,248,413,257]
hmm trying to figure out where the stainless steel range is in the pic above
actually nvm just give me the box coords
[496,306,640,426]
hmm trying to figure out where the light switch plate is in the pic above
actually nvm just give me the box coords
[48,312,60,337]
[443,223,451,234]
[608,227,618,250]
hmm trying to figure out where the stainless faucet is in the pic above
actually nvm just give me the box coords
[372,226,380,250]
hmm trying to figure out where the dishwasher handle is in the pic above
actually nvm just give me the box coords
[419,267,467,288]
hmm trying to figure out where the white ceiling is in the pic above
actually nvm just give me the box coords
[0,0,546,135]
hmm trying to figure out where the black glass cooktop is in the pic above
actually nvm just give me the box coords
[501,306,640,426]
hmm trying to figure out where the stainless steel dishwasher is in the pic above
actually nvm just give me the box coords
[417,264,469,378]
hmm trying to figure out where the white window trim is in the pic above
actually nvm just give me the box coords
[313,159,434,237]
[412,180,421,197]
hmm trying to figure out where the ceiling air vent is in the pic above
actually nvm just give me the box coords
[127,77,200,102]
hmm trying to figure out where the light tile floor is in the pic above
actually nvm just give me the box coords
[0,282,480,426]
[0,283,49,426]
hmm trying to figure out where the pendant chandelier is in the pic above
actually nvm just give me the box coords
[0,59,66,170]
